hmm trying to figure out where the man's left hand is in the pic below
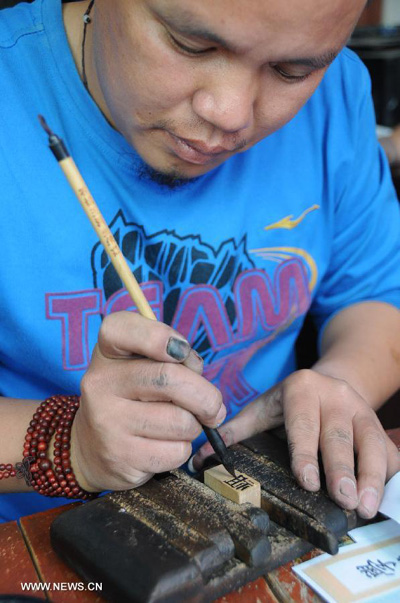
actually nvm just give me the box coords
[192,369,400,518]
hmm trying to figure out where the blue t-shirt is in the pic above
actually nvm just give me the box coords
[0,0,399,523]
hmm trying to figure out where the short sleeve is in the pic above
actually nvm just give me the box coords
[310,58,400,342]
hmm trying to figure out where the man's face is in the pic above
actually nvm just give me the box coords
[90,0,365,180]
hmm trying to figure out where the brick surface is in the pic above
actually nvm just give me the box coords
[0,520,45,598]
[20,504,104,603]
[266,550,323,602]
[216,576,279,602]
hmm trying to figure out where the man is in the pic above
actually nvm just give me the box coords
[0,0,399,524]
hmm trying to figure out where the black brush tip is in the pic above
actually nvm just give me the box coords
[222,455,237,478]
[38,114,54,137]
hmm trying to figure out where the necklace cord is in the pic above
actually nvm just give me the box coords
[82,0,96,91]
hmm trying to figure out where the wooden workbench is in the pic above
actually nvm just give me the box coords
[1,428,398,603]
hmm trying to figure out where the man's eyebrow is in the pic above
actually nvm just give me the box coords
[282,51,339,70]
[153,8,234,49]
[154,7,339,68]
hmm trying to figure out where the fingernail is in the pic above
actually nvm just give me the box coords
[303,464,320,488]
[192,455,203,472]
[216,405,226,426]
[183,349,204,373]
[359,487,379,517]
[166,337,190,361]
[187,456,196,474]
[339,477,358,503]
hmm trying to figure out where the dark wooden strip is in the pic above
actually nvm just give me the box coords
[228,445,348,539]
[110,488,227,579]
[232,502,270,535]
[242,431,292,472]
[261,490,338,554]
[51,497,203,602]
[136,475,235,563]
[266,521,314,571]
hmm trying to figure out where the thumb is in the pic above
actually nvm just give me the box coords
[192,387,284,470]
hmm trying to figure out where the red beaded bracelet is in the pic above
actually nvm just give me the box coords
[0,463,16,480]
[1,395,96,500]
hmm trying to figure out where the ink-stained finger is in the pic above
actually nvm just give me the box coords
[123,436,193,475]
[81,357,225,428]
[91,437,194,490]
[127,401,203,441]
[95,310,200,366]
[354,413,388,519]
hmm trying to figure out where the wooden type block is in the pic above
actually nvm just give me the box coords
[226,444,349,547]
[110,488,229,579]
[204,465,261,507]
[51,497,204,602]
[0,521,45,598]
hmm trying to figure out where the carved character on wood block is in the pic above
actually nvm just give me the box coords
[204,465,261,506]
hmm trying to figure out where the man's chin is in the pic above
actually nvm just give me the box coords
[136,152,221,188]
[137,162,198,189]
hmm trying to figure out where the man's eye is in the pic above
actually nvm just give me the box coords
[168,33,214,56]
[273,65,311,83]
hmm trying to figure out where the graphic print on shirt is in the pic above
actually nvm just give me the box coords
[46,210,315,415]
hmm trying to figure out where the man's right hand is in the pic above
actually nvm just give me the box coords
[69,311,226,492]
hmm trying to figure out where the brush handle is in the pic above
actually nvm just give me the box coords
[59,157,156,321]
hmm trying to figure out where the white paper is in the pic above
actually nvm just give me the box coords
[349,520,400,545]
[380,472,400,523]
[293,536,400,602]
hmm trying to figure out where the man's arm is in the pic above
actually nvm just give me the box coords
[0,398,40,492]
[193,301,400,518]
[314,301,400,410]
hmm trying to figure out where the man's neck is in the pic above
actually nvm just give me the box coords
[62,0,91,82]
[62,0,112,125]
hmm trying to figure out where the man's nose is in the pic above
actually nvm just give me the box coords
[192,66,256,134]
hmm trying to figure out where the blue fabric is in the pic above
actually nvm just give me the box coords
[0,0,399,523]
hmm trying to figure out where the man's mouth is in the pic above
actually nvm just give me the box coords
[166,132,238,165]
